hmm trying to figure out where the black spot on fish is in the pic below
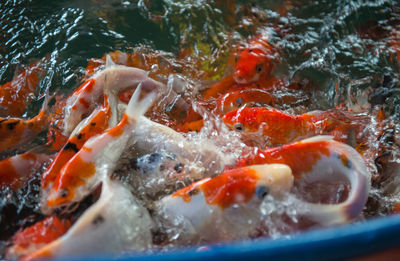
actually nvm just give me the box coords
[0,119,6,124]
[90,122,96,126]
[256,185,269,199]
[63,142,79,153]
[92,215,105,226]
[59,189,69,198]
[7,121,19,130]
[248,49,253,53]
[147,153,162,164]
[77,133,83,140]
[129,158,139,170]
[174,163,184,173]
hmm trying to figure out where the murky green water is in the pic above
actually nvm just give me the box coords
[0,0,400,257]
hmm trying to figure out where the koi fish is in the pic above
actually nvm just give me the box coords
[0,152,51,191]
[131,116,235,177]
[43,86,155,212]
[222,106,367,146]
[119,152,205,199]
[214,88,277,114]
[41,94,115,194]
[235,136,370,225]
[26,178,153,260]
[156,163,293,243]
[0,62,43,117]
[6,216,71,260]
[233,36,275,84]
[0,94,50,152]
[203,36,276,98]
[63,63,165,136]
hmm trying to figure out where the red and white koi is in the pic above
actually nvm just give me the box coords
[156,164,293,243]
[236,136,370,225]
[63,63,164,135]
[43,86,155,212]
[5,216,71,260]
[0,152,51,191]
[41,93,116,195]
[0,94,50,152]
[26,178,153,260]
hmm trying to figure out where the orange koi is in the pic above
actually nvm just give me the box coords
[5,216,70,260]
[41,94,113,193]
[0,62,43,117]
[222,106,367,146]
[203,36,276,98]
[44,87,155,212]
[235,136,370,225]
[158,163,293,243]
[0,94,50,152]
[0,152,51,191]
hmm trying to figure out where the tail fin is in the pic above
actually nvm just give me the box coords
[125,84,156,123]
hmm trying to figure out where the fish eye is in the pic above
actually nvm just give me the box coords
[234,123,243,131]
[235,97,243,107]
[255,185,269,199]
[256,64,263,73]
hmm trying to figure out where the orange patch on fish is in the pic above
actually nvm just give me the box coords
[173,167,259,209]
[0,158,20,189]
[237,140,331,179]
[107,115,128,137]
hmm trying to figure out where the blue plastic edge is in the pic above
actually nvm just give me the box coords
[56,215,400,261]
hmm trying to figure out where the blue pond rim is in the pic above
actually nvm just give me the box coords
[61,214,400,261]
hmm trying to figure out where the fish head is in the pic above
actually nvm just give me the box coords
[233,45,273,84]
[222,107,261,133]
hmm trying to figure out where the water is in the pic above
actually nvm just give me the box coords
[1,0,400,258]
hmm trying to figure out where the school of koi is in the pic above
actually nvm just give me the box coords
[0,31,399,260]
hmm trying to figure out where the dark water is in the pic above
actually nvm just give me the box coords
[0,0,400,257]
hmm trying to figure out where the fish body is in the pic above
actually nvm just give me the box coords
[25,178,153,260]
[157,164,293,243]
[0,62,43,117]
[236,136,370,225]
[0,95,49,152]
[44,87,155,212]
[222,106,365,146]
[41,94,114,193]
[121,152,205,199]
[0,152,51,191]
[6,216,71,260]
[63,64,164,135]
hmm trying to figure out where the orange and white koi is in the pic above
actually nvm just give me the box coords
[43,86,155,212]
[0,62,43,117]
[5,216,71,260]
[222,106,366,146]
[41,94,115,194]
[157,164,293,243]
[27,178,153,260]
[235,136,370,225]
[63,63,164,135]
[0,94,50,152]
[0,152,51,191]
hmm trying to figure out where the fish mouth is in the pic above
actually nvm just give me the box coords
[233,72,260,84]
